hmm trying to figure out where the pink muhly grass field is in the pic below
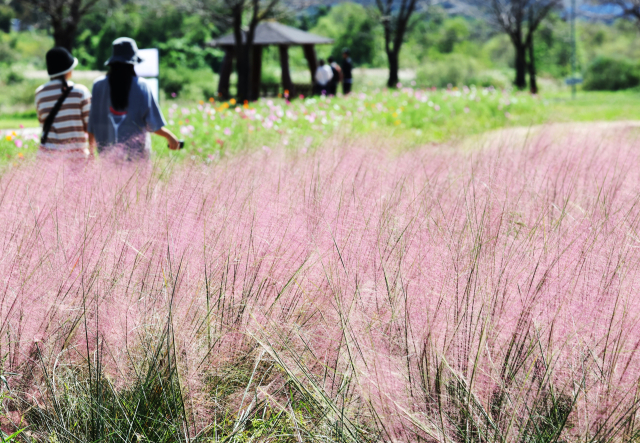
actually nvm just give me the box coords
[1,125,640,441]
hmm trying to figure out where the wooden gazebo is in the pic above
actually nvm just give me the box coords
[210,22,333,99]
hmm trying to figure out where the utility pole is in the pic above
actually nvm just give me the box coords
[571,0,577,99]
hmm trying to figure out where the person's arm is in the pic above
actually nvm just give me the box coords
[155,127,180,150]
[88,132,96,156]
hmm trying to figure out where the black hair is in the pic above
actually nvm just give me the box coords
[108,62,136,111]
[328,56,335,63]
[319,59,326,66]
[51,75,69,92]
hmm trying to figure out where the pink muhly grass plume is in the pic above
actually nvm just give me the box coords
[0,125,640,440]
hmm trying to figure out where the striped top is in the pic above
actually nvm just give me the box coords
[35,80,91,157]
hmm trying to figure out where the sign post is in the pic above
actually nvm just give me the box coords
[134,48,160,103]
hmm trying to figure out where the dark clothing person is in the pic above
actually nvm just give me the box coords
[328,56,342,96]
[342,52,353,95]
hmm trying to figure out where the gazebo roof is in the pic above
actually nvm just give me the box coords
[209,22,333,47]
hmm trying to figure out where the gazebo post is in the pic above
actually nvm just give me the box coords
[217,47,234,99]
[279,45,294,98]
[250,45,263,101]
[302,44,318,86]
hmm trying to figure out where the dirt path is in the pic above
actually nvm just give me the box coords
[24,70,104,81]
[452,120,640,152]
[1,127,39,137]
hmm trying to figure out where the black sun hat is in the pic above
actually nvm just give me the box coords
[105,37,143,66]
[46,47,79,78]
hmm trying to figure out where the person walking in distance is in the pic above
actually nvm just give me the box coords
[35,47,95,159]
[88,38,180,160]
[341,48,354,95]
[328,56,343,96]
[314,59,334,96]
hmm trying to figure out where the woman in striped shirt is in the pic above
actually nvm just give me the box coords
[35,47,95,159]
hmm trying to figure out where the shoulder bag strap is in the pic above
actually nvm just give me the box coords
[41,83,74,145]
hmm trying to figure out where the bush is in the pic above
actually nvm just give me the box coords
[583,56,640,91]
[468,70,510,89]
[160,67,218,100]
[416,54,481,88]
[3,68,24,84]
[1,32,51,68]
[0,40,15,64]
[416,55,510,89]
[158,39,224,71]
[0,5,14,33]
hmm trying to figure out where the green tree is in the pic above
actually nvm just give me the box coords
[76,3,221,71]
[311,2,379,67]
[475,0,562,92]
[375,0,423,88]
[436,17,470,53]
[19,0,103,50]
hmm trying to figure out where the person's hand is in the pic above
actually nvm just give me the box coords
[154,127,181,150]
[167,135,180,151]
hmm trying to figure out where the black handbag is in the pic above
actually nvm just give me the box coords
[41,82,74,145]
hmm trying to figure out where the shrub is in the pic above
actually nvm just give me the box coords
[160,67,218,100]
[468,70,510,89]
[583,56,640,91]
[158,39,224,71]
[0,40,15,64]
[3,68,24,84]
[416,54,483,88]
[0,5,14,33]
[416,55,510,89]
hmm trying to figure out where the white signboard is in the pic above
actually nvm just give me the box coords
[134,48,160,102]
[144,78,160,103]
[135,49,159,77]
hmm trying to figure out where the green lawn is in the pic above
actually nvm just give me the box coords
[0,119,39,130]
[543,91,640,122]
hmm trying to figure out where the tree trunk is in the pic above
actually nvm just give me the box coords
[217,47,234,99]
[236,46,251,102]
[527,38,538,94]
[231,9,252,103]
[302,44,317,86]
[250,45,263,101]
[52,20,76,51]
[48,0,84,51]
[279,45,294,98]
[387,50,400,88]
[514,43,527,90]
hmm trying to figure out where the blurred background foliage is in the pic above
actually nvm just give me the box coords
[2,1,640,114]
